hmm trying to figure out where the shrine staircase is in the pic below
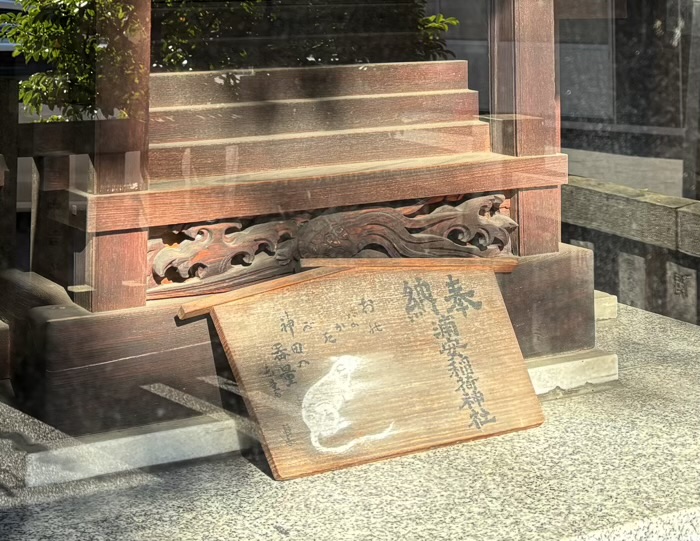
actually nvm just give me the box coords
[135,61,567,301]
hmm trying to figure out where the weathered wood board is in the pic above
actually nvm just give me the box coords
[211,268,543,480]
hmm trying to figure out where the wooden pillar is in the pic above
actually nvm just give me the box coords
[73,0,152,312]
[490,0,562,255]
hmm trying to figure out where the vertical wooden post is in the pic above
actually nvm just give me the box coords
[74,0,152,312]
[490,0,562,255]
[31,156,74,287]
[0,78,19,271]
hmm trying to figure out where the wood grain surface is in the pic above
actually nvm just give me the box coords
[511,187,562,256]
[178,268,346,320]
[149,61,469,108]
[301,257,518,272]
[149,121,491,183]
[149,90,478,143]
[63,153,568,233]
[212,268,543,480]
[72,230,148,312]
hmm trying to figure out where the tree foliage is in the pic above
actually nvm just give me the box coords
[0,0,147,121]
[153,0,459,71]
[1,0,459,121]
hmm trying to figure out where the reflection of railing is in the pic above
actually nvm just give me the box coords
[563,176,700,325]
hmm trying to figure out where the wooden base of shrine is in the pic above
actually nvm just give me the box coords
[11,244,595,436]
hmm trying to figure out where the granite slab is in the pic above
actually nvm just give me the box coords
[0,305,699,541]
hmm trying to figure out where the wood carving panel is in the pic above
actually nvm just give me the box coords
[147,219,303,299]
[147,194,517,299]
[299,194,516,259]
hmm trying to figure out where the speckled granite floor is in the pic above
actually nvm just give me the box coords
[1,305,699,541]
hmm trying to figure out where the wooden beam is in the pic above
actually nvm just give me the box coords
[149,61,470,108]
[56,153,568,233]
[301,258,518,272]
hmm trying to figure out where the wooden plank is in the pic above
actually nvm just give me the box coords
[66,153,568,233]
[73,230,148,312]
[149,61,469,108]
[178,268,346,321]
[17,302,232,435]
[211,268,543,480]
[33,345,227,435]
[25,303,209,373]
[149,121,491,182]
[149,90,479,143]
[212,270,543,479]
[301,257,518,272]
[511,186,562,256]
[563,176,692,250]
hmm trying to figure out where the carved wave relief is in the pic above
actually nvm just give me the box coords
[146,194,517,299]
[298,194,517,259]
[147,218,302,298]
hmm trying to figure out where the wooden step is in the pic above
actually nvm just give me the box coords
[149,61,468,107]
[149,89,478,143]
[148,120,491,183]
[63,152,568,233]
